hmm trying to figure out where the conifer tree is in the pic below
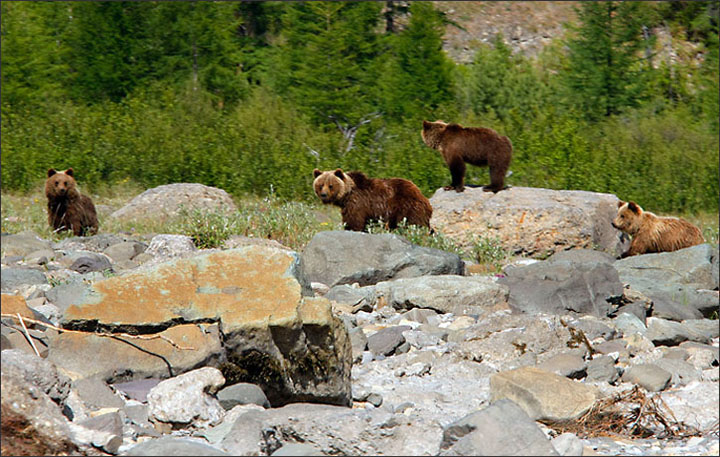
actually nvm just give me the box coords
[564,1,655,120]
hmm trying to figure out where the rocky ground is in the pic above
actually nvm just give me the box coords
[1,183,718,456]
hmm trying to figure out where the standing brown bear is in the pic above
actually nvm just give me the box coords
[421,120,513,193]
[45,168,99,236]
[313,168,432,232]
[612,200,704,258]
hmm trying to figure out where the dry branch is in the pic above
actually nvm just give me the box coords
[0,313,196,351]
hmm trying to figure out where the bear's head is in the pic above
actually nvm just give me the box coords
[421,120,448,149]
[45,168,78,199]
[612,200,644,235]
[313,168,353,204]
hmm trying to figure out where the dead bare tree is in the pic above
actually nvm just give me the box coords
[329,112,382,154]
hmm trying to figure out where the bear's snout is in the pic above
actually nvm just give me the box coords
[611,221,618,229]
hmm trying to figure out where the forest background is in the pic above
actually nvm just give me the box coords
[1,1,718,215]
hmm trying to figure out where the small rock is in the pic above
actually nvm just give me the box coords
[272,443,324,456]
[585,356,619,384]
[621,364,672,392]
[367,326,410,356]
[69,255,113,274]
[216,383,270,410]
[147,367,225,428]
[614,312,646,337]
[536,353,587,379]
[552,432,584,456]
[123,436,230,456]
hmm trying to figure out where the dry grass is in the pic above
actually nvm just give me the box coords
[547,386,705,440]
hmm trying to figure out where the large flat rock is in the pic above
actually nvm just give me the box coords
[430,186,628,257]
[49,247,351,406]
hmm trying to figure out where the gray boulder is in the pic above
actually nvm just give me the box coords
[1,232,52,258]
[1,267,47,291]
[70,255,113,274]
[585,355,619,384]
[440,399,558,456]
[615,244,717,290]
[498,258,622,317]
[216,383,270,410]
[109,183,237,222]
[1,349,71,405]
[124,436,230,456]
[373,275,509,315]
[645,317,711,346]
[615,244,719,319]
[301,231,464,288]
[621,364,672,392]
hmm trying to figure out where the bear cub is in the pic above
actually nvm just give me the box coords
[612,200,704,258]
[313,168,432,232]
[421,120,513,193]
[45,168,99,236]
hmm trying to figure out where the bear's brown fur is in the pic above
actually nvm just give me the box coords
[45,168,99,237]
[421,120,513,193]
[612,200,704,258]
[313,168,432,232]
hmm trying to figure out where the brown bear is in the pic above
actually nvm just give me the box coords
[45,168,99,237]
[612,200,704,258]
[421,120,513,193]
[313,168,432,232]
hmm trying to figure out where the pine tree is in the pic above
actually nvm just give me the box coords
[274,2,382,133]
[376,2,454,120]
[564,2,656,120]
[1,2,72,107]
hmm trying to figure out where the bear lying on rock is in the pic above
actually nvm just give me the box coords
[313,168,432,232]
[612,200,704,257]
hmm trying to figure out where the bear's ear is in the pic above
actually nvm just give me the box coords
[64,168,74,177]
[313,168,322,178]
[617,200,625,208]
[47,168,57,177]
[422,120,431,129]
[334,168,344,179]
[628,201,641,214]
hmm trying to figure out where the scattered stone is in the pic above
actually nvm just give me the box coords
[75,411,123,454]
[585,356,620,384]
[216,383,270,410]
[552,432,584,456]
[72,377,125,411]
[614,312,647,337]
[147,367,226,429]
[621,364,672,392]
[536,353,587,379]
[615,244,717,290]
[349,327,368,363]
[69,255,113,274]
[144,234,197,259]
[490,366,597,422]
[366,393,383,407]
[111,379,162,403]
[367,326,411,356]
[103,241,146,262]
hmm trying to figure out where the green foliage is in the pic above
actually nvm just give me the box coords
[376,2,454,120]
[457,34,548,123]
[468,233,509,272]
[564,2,657,120]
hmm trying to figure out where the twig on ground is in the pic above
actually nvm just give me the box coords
[0,313,195,351]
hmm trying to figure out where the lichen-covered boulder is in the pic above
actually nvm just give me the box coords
[48,246,352,406]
